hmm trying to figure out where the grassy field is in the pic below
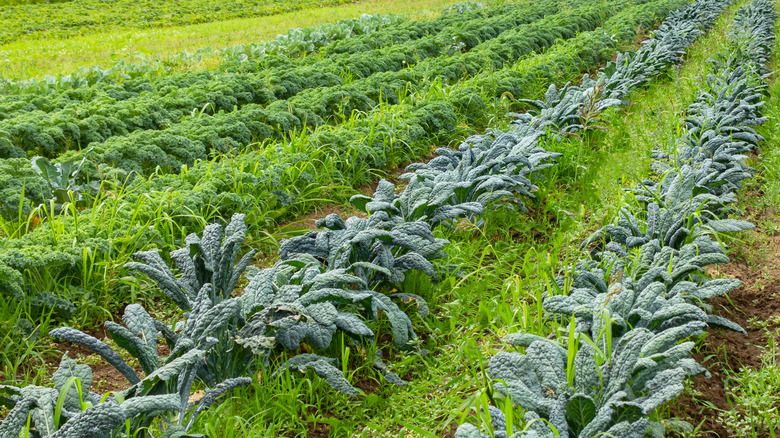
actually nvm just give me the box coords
[0,0,464,79]
[0,0,75,6]
[1,0,778,436]
[0,0,355,45]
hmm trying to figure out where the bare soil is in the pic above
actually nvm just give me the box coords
[671,181,780,438]
[48,326,142,393]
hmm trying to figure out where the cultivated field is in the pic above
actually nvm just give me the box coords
[0,0,779,436]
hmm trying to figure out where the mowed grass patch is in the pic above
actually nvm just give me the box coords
[0,0,468,79]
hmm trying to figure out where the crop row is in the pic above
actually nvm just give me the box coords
[0,0,739,436]
[456,1,776,436]
[0,0,583,161]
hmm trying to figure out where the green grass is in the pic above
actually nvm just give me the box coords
[0,0,355,45]
[717,319,780,438]
[182,5,746,436]
[0,299,57,386]
[751,59,780,211]
[0,0,69,5]
[0,0,467,80]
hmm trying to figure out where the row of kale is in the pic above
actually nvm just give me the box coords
[456,1,776,437]
[220,1,486,70]
[0,0,733,436]
[0,0,599,161]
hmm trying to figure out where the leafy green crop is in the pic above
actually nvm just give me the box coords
[0,353,240,437]
[47,213,413,402]
[547,239,746,342]
[5,0,773,435]
[512,0,731,137]
[279,212,448,286]
[126,213,257,309]
[351,129,559,227]
[513,80,622,136]
[457,329,706,438]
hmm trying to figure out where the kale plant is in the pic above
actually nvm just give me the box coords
[351,129,559,228]
[278,211,448,285]
[456,328,707,438]
[0,353,243,437]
